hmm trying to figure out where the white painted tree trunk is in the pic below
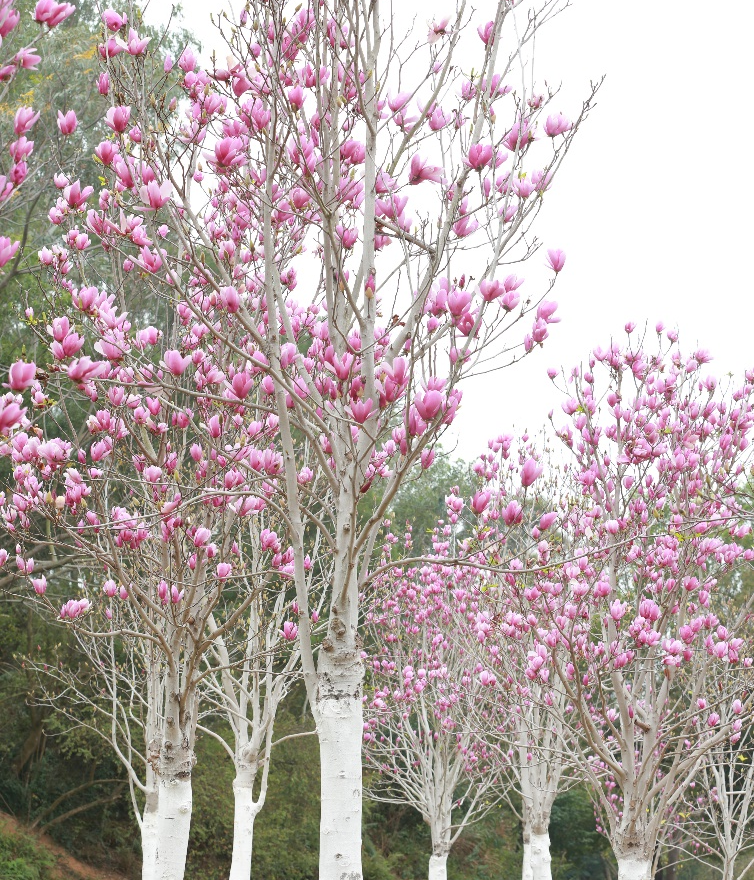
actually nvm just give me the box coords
[616,856,652,880]
[317,659,363,880]
[530,832,552,880]
[428,852,448,880]
[155,774,193,880]
[141,789,159,880]
[522,842,533,880]
[228,768,259,880]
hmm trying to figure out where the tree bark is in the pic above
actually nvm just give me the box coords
[141,786,159,880]
[428,852,448,880]
[617,856,652,880]
[316,648,364,880]
[530,831,553,880]
[522,841,533,880]
[228,763,260,880]
[155,746,194,880]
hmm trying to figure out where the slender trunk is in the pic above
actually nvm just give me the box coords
[428,852,448,880]
[616,857,652,880]
[155,746,194,880]
[141,786,159,880]
[522,842,533,880]
[530,831,552,880]
[228,763,260,880]
[722,857,734,880]
[316,649,364,880]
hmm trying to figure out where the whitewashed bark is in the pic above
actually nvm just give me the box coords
[141,788,159,880]
[616,856,652,880]
[530,832,552,880]
[522,841,533,880]
[317,657,363,880]
[155,774,193,880]
[428,852,448,880]
[228,766,260,880]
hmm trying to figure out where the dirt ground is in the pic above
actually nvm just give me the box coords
[0,810,131,880]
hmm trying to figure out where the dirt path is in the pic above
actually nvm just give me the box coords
[0,811,132,880]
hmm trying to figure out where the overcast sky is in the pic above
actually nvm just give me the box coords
[153,0,754,460]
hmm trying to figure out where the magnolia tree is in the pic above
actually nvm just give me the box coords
[200,585,308,880]
[471,334,754,880]
[0,0,598,877]
[29,600,167,877]
[0,0,76,272]
[461,438,576,880]
[674,699,754,880]
[364,527,504,880]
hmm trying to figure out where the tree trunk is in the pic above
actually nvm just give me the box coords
[316,648,364,880]
[617,856,652,880]
[155,746,194,880]
[530,831,552,880]
[522,841,533,880]
[228,763,260,880]
[428,852,448,880]
[141,786,159,880]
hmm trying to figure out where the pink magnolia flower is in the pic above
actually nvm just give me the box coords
[350,398,374,424]
[66,357,107,382]
[0,237,20,268]
[193,527,211,547]
[8,361,36,391]
[546,248,566,273]
[102,7,126,30]
[105,105,131,133]
[282,621,298,641]
[408,154,443,185]
[94,141,119,165]
[31,576,47,595]
[471,490,491,515]
[544,113,571,137]
[520,457,543,487]
[427,16,451,44]
[0,6,20,37]
[209,136,246,170]
[414,389,444,421]
[126,28,149,55]
[287,85,305,109]
[139,180,172,210]
[34,0,76,28]
[465,144,493,170]
[163,350,191,375]
[477,20,494,44]
[57,110,77,135]
[63,179,93,209]
[14,107,40,135]
[387,92,412,113]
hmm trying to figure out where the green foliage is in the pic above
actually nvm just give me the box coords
[0,827,55,880]
[549,788,615,880]
[387,452,475,553]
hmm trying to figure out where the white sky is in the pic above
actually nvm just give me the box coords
[150,0,754,460]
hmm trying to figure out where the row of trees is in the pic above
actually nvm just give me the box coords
[0,2,752,880]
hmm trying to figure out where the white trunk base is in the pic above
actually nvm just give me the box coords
[617,856,652,880]
[228,777,258,880]
[156,775,193,880]
[429,852,448,880]
[522,842,533,880]
[531,832,552,880]
[318,692,363,880]
[141,796,159,880]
